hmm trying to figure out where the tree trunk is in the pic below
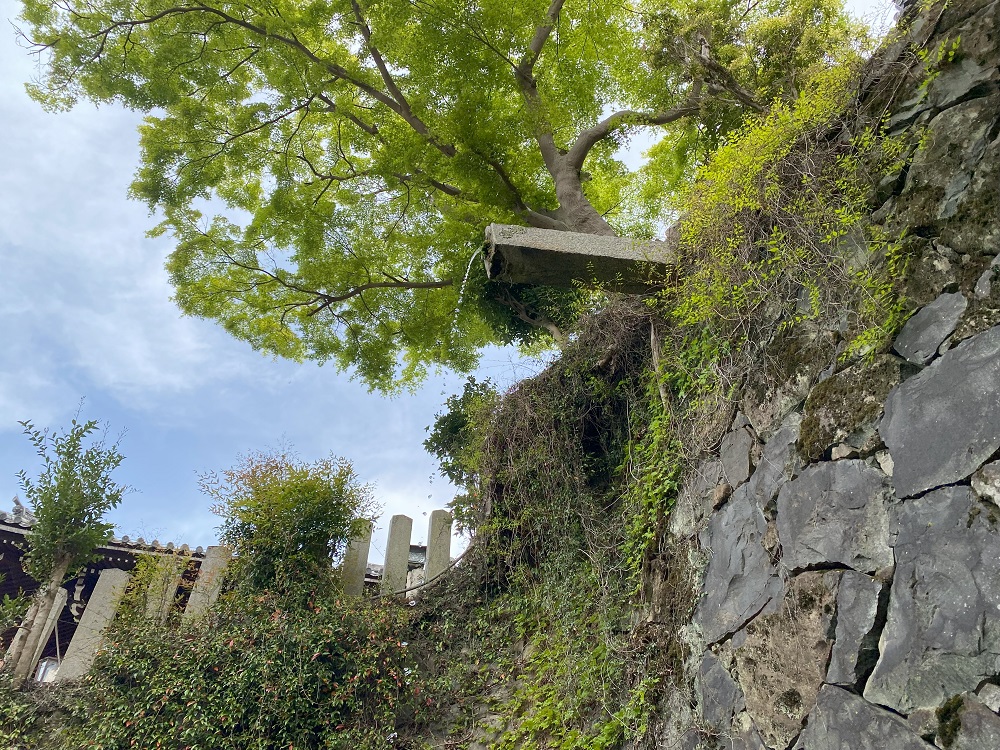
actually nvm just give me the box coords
[548,159,618,237]
[8,557,71,686]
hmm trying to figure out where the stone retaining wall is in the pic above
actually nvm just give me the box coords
[663,1,1000,746]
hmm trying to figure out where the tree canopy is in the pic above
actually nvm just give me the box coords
[19,0,868,389]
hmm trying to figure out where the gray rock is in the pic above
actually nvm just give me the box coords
[863,487,1000,713]
[743,412,801,512]
[776,460,894,573]
[972,460,1000,504]
[898,95,999,226]
[699,651,745,730]
[693,485,784,645]
[892,292,968,365]
[670,459,724,537]
[729,715,768,750]
[720,427,756,488]
[924,0,1000,113]
[943,694,1000,750]
[977,683,1000,713]
[875,450,895,477]
[880,325,1000,499]
[792,685,932,749]
[907,708,938,741]
[827,571,886,688]
[974,255,1000,299]
[799,356,903,462]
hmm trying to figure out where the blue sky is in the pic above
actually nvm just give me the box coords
[0,0,891,560]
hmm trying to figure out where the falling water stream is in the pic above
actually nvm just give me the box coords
[450,246,483,334]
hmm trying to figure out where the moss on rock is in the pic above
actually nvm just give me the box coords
[798,355,905,462]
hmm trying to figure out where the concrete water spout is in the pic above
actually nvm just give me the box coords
[483,223,677,293]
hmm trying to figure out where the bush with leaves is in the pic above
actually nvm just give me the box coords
[64,580,416,750]
[28,451,415,750]
[201,449,377,594]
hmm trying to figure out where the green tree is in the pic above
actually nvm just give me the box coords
[424,376,498,532]
[5,418,128,686]
[201,449,376,594]
[18,0,868,389]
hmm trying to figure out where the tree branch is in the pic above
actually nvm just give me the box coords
[76,5,457,157]
[350,0,456,157]
[567,104,701,171]
[517,0,566,81]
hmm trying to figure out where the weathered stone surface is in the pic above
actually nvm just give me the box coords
[799,356,904,462]
[342,519,373,597]
[900,239,963,309]
[776,460,894,573]
[949,695,1000,750]
[670,458,724,537]
[827,571,886,688]
[892,292,968,365]
[880,325,1000,498]
[56,568,131,683]
[972,459,1000,504]
[693,486,783,645]
[743,412,801,513]
[699,651,745,730]
[483,224,676,292]
[424,509,453,582]
[875,450,895,477]
[720,427,756,488]
[864,487,1000,713]
[382,514,413,595]
[733,572,837,750]
[895,95,1000,250]
[977,683,1000,713]
[974,254,1000,298]
[791,685,933,750]
[182,545,232,622]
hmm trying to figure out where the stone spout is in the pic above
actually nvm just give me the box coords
[483,224,677,293]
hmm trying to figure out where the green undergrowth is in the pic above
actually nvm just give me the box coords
[668,63,909,359]
[409,549,663,750]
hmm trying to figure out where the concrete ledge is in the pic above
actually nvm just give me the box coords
[484,224,677,292]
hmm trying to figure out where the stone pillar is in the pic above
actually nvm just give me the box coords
[145,554,184,623]
[381,515,412,595]
[341,520,373,597]
[424,510,453,583]
[28,588,68,679]
[182,545,231,623]
[55,568,130,682]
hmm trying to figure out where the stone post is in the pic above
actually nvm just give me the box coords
[54,568,130,682]
[423,509,453,583]
[341,519,373,596]
[182,545,231,623]
[145,554,185,623]
[381,515,413,595]
[28,587,68,679]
